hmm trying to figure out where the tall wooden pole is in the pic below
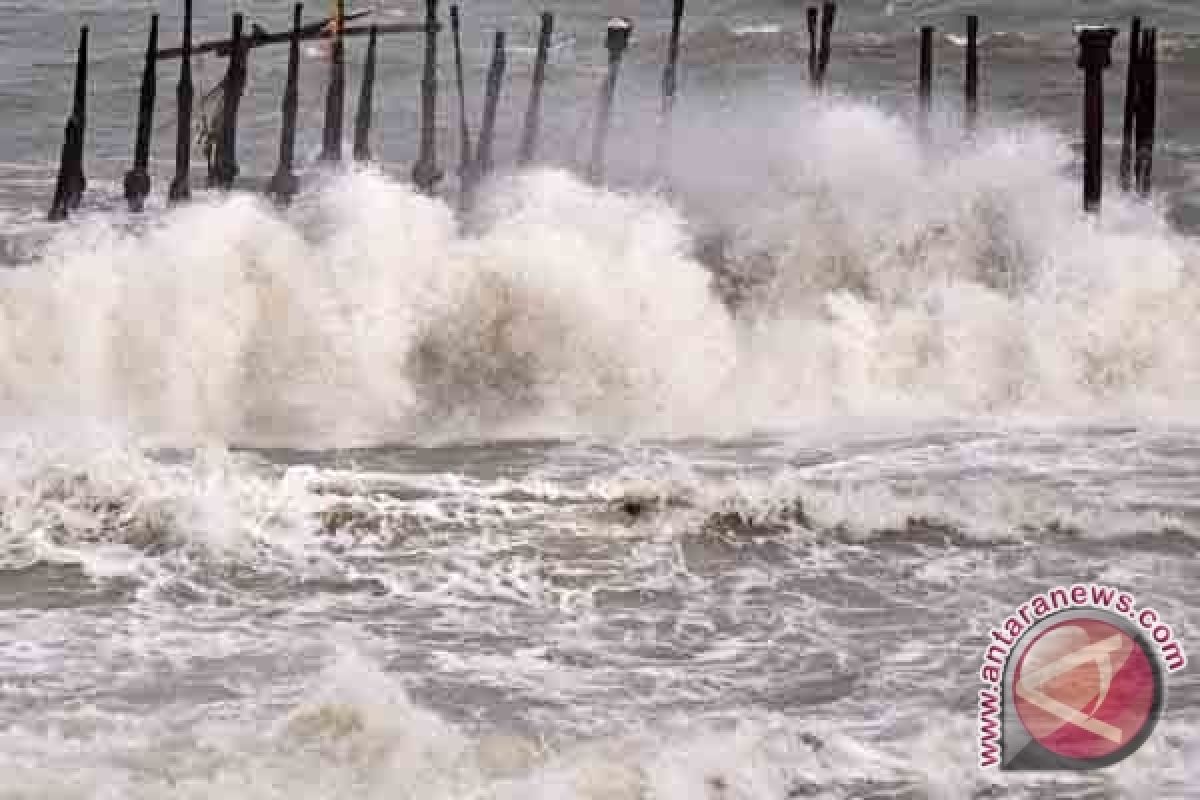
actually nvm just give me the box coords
[412,0,443,192]
[320,0,346,162]
[1076,26,1117,214]
[1119,16,1141,192]
[518,11,554,167]
[353,24,379,163]
[817,2,836,86]
[1134,27,1157,197]
[806,7,818,89]
[48,26,88,221]
[269,3,304,204]
[919,25,933,138]
[210,13,246,189]
[965,15,979,130]
[657,0,684,175]
[450,5,473,187]
[476,31,507,178]
[125,14,159,212]
[587,18,633,185]
[168,0,194,204]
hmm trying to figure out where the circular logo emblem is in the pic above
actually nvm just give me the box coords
[1012,615,1162,765]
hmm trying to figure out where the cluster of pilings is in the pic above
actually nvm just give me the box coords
[45,2,1159,221]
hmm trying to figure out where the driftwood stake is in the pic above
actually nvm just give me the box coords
[48,26,88,221]
[817,2,836,86]
[450,5,473,188]
[518,11,554,166]
[412,0,443,192]
[125,14,159,212]
[965,15,979,130]
[168,0,194,204]
[209,13,247,189]
[657,0,684,175]
[476,31,507,179]
[321,0,346,162]
[587,18,633,185]
[919,25,933,137]
[353,24,379,163]
[1119,16,1141,192]
[806,8,819,88]
[269,3,304,204]
[1135,27,1157,197]
[1076,26,1117,214]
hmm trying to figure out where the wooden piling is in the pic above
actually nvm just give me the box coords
[48,25,88,221]
[476,31,507,178]
[518,12,554,167]
[353,25,379,163]
[269,3,304,204]
[320,0,346,162]
[168,0,194,205]
[1119,16,1141,192]
[806,7,819,89]
[965,15,979,130]
[656,0,684,176]
[412,0,443,193]
[1076,26,1118,214]
[919,25,933,135]
[124,14,159,212]
[817,2,836,86]
[1135,27,1157,197]
[209,13,247,189]
[587,18,633,185]
[450,5,473,188]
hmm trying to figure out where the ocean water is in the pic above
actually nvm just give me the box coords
[0,1,1198,798]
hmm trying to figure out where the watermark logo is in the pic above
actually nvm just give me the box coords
[979,584,1186,770]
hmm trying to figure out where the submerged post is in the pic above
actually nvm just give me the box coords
[518,11,554,166]
[269,3,304,204]
[587,17,633,185]
[1135,27,1157,197]
[353,24,379,163]
[657,0,684,176]
[919,25,933,133]
[806,7,818,88]
[321,0,346,162]
[1119,16,1141,191]
[48,25,88,221]
[210,13,246,189]
[817,2,836,86]
[125,14,159,212]
[965,15,979,130]
[1076,26,1118,214]
[450,5,473,187]
[412,0,443,193]
[168,0,194,205]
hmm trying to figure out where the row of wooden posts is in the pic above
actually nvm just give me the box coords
[45,2,1157,222]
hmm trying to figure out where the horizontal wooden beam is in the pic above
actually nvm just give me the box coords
[156,15,435,60]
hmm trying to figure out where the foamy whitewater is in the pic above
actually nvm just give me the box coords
[0,75,1197,799]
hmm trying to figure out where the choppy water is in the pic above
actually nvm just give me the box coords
[0,1,1198,798]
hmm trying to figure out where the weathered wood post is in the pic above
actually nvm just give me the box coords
[412,0,443,193]
[587,17,633,185]
[168,0,194,205]
[320,0,346,162]
[475,31,507,180]
[269,3,304,204]
[124,14,159,212]
[209,13,247,189]
[48,25,88,221]
[656,0,684,176]
[1119,16,1141,191]
[449,5,474,200]
[353,24,379,163]
[817,2,836,86]
[1076,26,1118,214]
[806,7,819,89]
[965,15,979,130]
[518,11,554,166]
[1135,27,1157,197]
[919,25,933,136]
